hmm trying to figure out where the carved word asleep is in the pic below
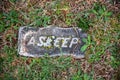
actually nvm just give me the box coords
[28,36,80,48]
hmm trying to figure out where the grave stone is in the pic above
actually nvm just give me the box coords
[18,26,87,58]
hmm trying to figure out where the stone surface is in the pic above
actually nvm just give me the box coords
[18,26,87,58]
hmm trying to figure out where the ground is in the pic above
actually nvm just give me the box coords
[0,0,120,80]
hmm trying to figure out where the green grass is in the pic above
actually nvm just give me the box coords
[1,45,91,80]
[0,0,120,80]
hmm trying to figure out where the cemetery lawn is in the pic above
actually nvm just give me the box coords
[0,0,120,80]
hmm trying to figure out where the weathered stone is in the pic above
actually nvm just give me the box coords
[18,26,87,58]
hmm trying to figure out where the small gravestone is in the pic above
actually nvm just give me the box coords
[18,26,87,58]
